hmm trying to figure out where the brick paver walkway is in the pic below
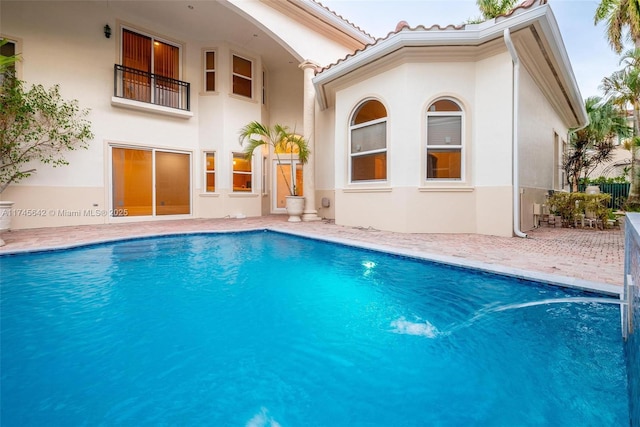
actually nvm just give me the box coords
[0,216,625,289]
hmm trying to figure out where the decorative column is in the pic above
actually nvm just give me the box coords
[299,60,321,222]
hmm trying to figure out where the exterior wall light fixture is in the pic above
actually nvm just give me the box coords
[104,24,112,39]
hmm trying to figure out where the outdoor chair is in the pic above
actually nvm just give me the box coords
[585,210,602,229]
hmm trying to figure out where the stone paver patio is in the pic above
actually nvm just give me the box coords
[0,215,625,292]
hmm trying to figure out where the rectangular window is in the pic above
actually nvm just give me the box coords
[352,153,387,181]
[112,147,191,216]
[427,150,461,179]
[262,156,267,195]
[350,120,387,182]
[1,39,16,81]
[561,140,567,190]
[232,54,252,98]
[262,69,266,105]
[426,115,462,179]
[232,153,252,192]
[205,152,216,192]
[121,28,180,107]
[553,132,561,190]
[204,50,215,92]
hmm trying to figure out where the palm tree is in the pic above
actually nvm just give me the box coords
[238,121,309,196]
[476,0,518,19]
[564,96,632,191]
[601,48,640,209]
[466,0,517,23]
[594,0,640,53]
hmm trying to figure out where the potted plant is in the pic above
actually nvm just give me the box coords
[239,121,309,222]
[0,44,93,245]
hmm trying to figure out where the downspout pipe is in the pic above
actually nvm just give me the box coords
[504,28,528,238]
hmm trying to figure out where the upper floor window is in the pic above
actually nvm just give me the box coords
[205,152,216,192]
[204,50,216,92]
[232,54,252,98]
[122,29,180,79]
[119,28,183,108]
[262,69,267,105]
[349,99,387,182]
[426,99,463,180]
[232,152,252,192]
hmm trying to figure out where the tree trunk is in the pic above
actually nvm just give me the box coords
[627,105,640,208]
[625,37,640,209]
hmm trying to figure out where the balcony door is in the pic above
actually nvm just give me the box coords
[122,29,180,107]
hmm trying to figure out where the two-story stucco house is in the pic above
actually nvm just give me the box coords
[0,0,587,237]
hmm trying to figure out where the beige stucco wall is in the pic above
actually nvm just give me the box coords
[314,105,337,215]
[226,0,365,67]
[0,1,324,229]
[330,52,515,236]
[3,186,108,229]
[520,187,549,231]
[518,65,569,231]
[336,187,478,233]
[519,67,567,189]
[589,145,632,180]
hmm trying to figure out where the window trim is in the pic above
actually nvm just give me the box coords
[231,53,254,100]
[204,151,216,193]
[425,98,465,182]
[0,35,22,79]
[108,142,193,220]
[560,138,567,191]
[113,26,192,116]
[119,25,183,79]
[261,68,267,106]
[348,99,388,184]
[231,151,253,193]
[203,49,217,94]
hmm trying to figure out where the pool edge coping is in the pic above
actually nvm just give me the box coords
[269,227,623,298]
[0,226,622,298]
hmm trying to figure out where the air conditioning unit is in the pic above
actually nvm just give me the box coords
[533,203,542,215]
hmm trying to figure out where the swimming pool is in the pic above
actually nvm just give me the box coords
[0,231,629,425]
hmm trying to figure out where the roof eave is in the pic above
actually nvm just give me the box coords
[313,3,587,127]
[532,6,588,127]
[290,0,375,46]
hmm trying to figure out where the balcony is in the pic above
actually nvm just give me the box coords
[112,64,192,118]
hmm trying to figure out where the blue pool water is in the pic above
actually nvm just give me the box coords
[0,231,630,425]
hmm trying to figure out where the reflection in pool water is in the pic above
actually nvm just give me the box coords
[0,231,630,425]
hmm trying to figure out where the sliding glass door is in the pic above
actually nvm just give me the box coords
[112,147,191,217]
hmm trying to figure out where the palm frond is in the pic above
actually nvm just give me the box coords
[595,0,640,53]
[237,121,310,195]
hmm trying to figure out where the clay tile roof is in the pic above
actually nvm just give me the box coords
[495,0,547,19]
[395,21,410,32]
[316,0,547,74]
[311,0,375,40]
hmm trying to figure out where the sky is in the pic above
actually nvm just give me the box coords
[319,0,632,101]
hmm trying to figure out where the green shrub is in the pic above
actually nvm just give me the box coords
[547,192,611,227]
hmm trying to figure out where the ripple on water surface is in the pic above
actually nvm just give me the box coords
[0,232,629,426]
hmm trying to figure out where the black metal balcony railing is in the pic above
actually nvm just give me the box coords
[113,64,190,111]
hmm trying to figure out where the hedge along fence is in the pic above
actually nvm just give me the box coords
[578,183,630,210]
[547,192,612,228]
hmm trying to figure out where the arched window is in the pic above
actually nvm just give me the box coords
[350,99,387,182]
[426,99,463,180]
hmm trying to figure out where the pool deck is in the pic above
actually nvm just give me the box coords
[0,215,625,296]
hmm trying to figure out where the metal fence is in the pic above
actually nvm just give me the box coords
[113,64,190,111]
[577,183,630,210]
